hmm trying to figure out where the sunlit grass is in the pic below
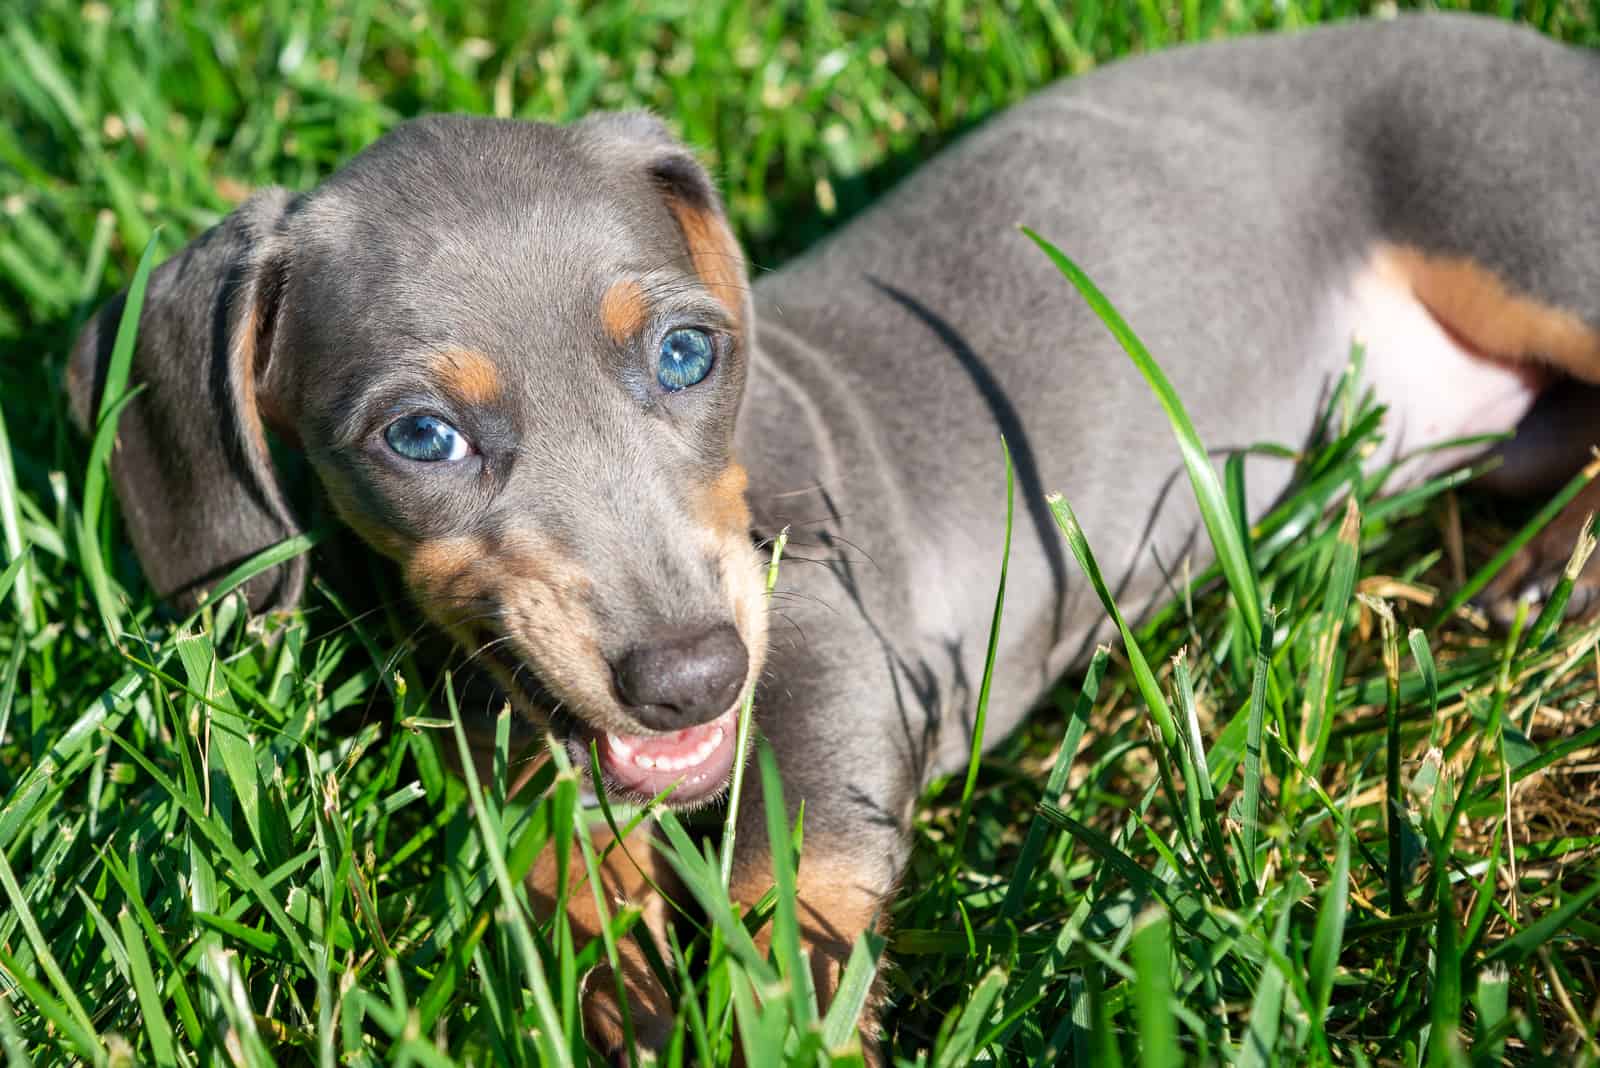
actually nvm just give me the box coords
[3,1,1599,1064]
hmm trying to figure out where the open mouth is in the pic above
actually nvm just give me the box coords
[581,705,740,805]
[476,632,742,806]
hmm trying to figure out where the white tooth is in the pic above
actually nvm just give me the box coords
[712,726,725,747]
[635,754,655,770]
[656,755,677,772]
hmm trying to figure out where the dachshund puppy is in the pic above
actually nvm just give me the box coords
[70,13,1600,1057]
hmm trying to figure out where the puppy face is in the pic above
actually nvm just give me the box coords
[70,114,767,806]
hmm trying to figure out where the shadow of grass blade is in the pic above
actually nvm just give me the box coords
[1022,226,1261,654]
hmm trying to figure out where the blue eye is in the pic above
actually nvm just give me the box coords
[658,328,715,391]
[384,415,471,462]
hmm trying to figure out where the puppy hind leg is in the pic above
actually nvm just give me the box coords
[1474,384,1600,627]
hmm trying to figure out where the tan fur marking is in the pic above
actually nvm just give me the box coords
[402,530,617,729]
[1377,245,1600,380]
[599,278,649,343]
[696,463,751,539]
[234,299,273,464]
[404,536,486,611]
[430,348,503,406]
[666,199,747,322]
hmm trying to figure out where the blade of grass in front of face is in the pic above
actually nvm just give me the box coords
[728,961,786,1066]
[720,526,787,890]
[1023,226,1261,653]
[821,928,885,1055]
[445,674,569,1068]
[998,645,1109,920]
[551,742,645,1062]
[956,436,1014,859]
[78,230,159,627]
[657,809,776,985]
[1046,494,1177,746]
[756,743,815,1029]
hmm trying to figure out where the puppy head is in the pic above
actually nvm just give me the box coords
[70,113,766,805]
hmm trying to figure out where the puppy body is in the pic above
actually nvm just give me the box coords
[734,12,1600,931]
[70,12,1600,1052]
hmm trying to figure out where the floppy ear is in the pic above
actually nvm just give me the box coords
[67,189,307,613]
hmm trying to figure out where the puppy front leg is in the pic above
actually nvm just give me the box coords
[727,696,922,1059]
[729,828,898,1028]
[526,823,677,1062]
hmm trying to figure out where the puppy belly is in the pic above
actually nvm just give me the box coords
[1341,253,1545,480]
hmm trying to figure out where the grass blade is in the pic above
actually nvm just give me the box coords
[956,436,1015,856]
[720,527,787,890]
[1309,809,1352,1018]
[1023,226,1261,652]
[999,645,1109,919]
[1130,907,1179,1068]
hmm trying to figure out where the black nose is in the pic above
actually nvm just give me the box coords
[611,624,749,730]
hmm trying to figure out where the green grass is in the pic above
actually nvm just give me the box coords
[4,1,1600,1064]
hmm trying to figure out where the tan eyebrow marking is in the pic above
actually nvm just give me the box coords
[600,278,649,343]
[429,348,503,406]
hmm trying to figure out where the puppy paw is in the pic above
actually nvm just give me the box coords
[582,968,673,1067]
[1477,503,1600,629]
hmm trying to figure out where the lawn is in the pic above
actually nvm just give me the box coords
[3,0,1600,1064]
